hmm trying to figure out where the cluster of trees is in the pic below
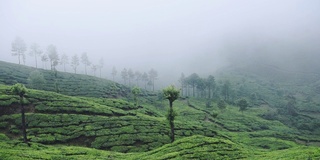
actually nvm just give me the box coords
[116,68,158,91]
[179,73,217,99]
[11,37,104,77]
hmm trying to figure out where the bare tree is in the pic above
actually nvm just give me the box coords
[135,71,142,86]
[98,57,104,78]
[47,45,59,70]
[128,68,135,87]
[121,68,128,85]
[111,66,117,81]
[41,54,48,69]
[91,64,97,76]
[11,37,27,65]
[60,53,69,72]
[148,68,158,91]
[71,54,79,74]
[142,72,148,90]
[29,43,43,68]
[81,52,90,75]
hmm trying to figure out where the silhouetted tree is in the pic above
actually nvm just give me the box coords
[163,85,180,143]
[11,37,27,65]
[148,69,158,91]
[206,75,215,99]
[81,52,90,75]
[222,80,231,101]
[142,72,148,90]
[71,54,79,73]
[98,57,104,78]
[196,78,206,98]
[29,43,43,68]
[91,64,97,76]
[41,54,48,69]
[11,83,28,143]
[121,68,128,85]
[112,66,117,81]
[186,73,200,97]
[128,69,135,87]
[179,73,186,97]
[135,71,142,86]
[47,45,59,70]
[60,53,68,72]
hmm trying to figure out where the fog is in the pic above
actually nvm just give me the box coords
[1,0,320,88]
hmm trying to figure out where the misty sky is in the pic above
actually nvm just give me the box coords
[1,0,320,87]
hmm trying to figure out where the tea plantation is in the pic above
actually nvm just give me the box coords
[1,60,320,159]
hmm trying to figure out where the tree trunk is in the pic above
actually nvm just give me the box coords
[20,97,27,143]
[169,101,175,143]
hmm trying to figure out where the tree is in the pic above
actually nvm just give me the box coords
[128,69,135,87]
[196,78,206,98]
[186,73,200,97]
[286,95,298,116]
[11,37,27,65]
[222,80,231,101]
[41,54,48,69]
[131,86,141,106]
[98,57,104,78]
[28,70,46,90]
[71,54,79,73]
[148,69,158,91]
[29,43,43,68]
[135,71,142,86]
[206,75,215,99]
[81,52,90,75]
[163,85,180,143]
[91,64,97,76]
[60,53,68,72]
[47,45,59,70]
[217,99,227,112]
[178,73,186,97]
[121,68,128,85]
[111,66,117,81]
[11,83,28,143]
[238,98,248,113]
[142,72,148,90]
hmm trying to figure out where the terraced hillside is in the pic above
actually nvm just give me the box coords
[0,84,217,153]
[1,61,320,159]
[0,61,131,98]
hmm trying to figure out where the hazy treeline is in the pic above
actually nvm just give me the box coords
[10,36,160,91]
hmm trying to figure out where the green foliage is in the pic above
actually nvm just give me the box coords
[238,98,249,113]
[218,99,227,111]
[28,70,46,90]
[11,83,27,98]
[131,86,141,106]
[163,85,180,102]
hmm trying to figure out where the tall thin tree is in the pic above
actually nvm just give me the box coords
[29,43,43,68]
[163,85,180,143]
[11,83,28,143]
[81,52,90,75]
[11,37,27,65]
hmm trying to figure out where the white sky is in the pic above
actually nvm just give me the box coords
[1,0,320,87]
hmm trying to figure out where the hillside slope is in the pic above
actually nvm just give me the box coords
[0,60,131,98]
